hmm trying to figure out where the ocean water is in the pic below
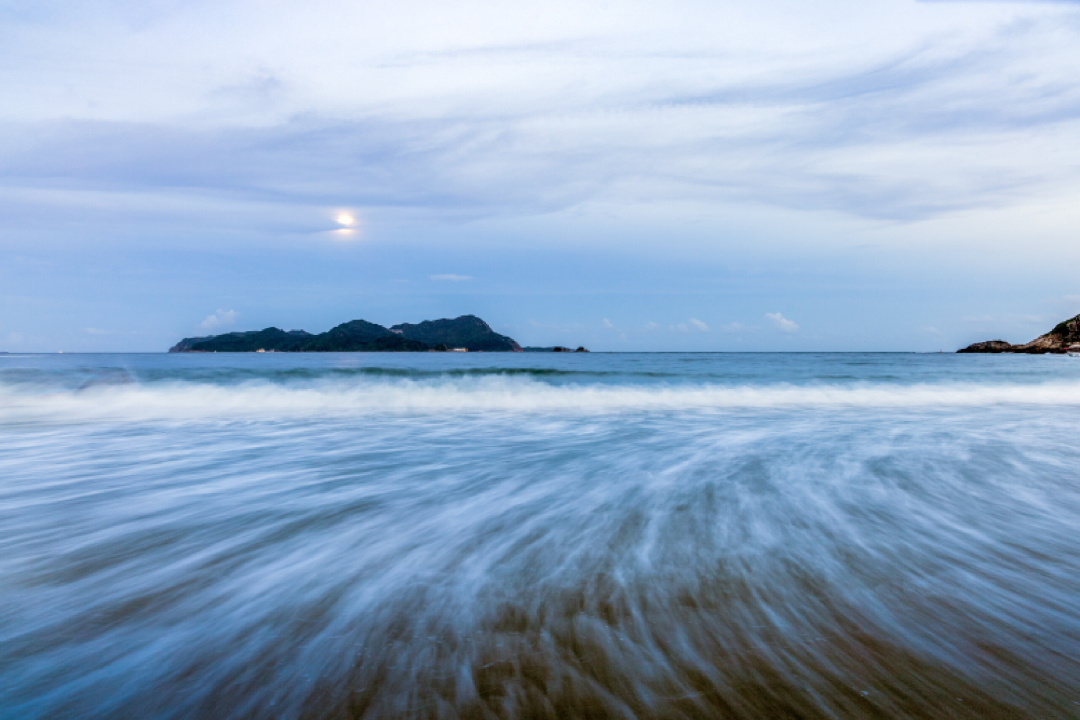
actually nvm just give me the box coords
[1,352,1079,719]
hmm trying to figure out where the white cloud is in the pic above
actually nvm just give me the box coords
[643,321,659,331]
[430,274,474,282]
[721,322,744,333]
[765,312,798,333]
[200,309,238,330]
[671,318,709,333]
[602,318,615,329]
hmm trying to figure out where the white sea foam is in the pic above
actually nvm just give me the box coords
[3,376,1080,422]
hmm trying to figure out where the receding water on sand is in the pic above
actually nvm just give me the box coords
[1,353,1079,718]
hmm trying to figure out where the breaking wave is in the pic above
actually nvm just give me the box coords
[3,375,1080,423]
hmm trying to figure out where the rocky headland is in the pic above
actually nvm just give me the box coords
[958,313,1080,354]
[170,315,522,353]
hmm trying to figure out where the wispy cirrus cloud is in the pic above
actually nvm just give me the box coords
[430,274,474,282]
[2,0,1079,229]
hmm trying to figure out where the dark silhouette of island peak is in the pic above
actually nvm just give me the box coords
[169,315,522,353]
[390,315,521,352]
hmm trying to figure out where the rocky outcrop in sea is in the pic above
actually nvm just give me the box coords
[958,313,1080,354]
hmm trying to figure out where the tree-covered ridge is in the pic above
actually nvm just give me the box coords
[169,316,519,353]
[390,315,521,352]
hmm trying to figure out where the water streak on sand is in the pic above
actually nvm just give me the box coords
[1,353,1079,718]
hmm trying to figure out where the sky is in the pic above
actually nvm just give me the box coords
[2,0,1079,352]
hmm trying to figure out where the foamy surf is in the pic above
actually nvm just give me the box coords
[3,376,1080,422]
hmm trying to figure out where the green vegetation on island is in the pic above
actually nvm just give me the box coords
[388,316,521,353]
[169,315,522,353]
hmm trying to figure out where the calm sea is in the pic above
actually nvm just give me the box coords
[2,352,1079,719]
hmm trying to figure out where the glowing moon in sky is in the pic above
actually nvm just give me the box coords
[336,213,355,227]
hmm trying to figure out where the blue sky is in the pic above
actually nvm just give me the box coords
[2,0,1079,351]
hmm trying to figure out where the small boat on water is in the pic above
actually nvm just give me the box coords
[1068,344,1080,357]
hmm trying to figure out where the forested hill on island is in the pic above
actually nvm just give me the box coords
[169,315,523,353]
[958,313,1080,354]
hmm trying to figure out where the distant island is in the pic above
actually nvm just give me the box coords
[958,313,1080,354]
[170,315,585,353]
[523,346,590,353]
